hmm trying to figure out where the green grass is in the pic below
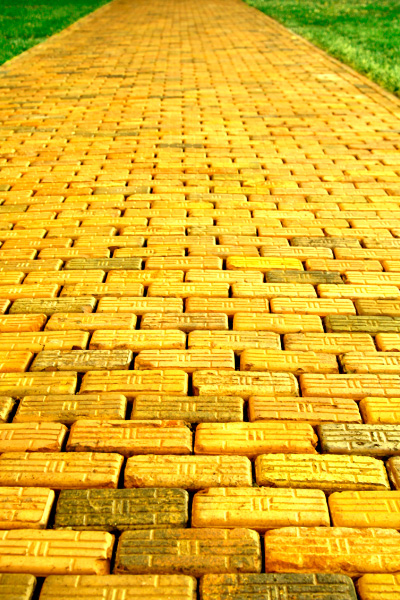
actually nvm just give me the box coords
[244,0,400,96]
[0,0,110,65]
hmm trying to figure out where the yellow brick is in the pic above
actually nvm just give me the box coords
[0,451,123,488]
[24,271,105,285]
[0,273,25,285]
[0,314,47,333]
[97,298,183,314]
[0,259,62,271]
[0,285,59,299]
[124,455,252,490]
[79,370,188,399]
[0,530,114,576]
[60,283,144,298]
[0,487,54,529]
[193,370,298,398]
[255,453,390,491]
[45,313,137,332]
[318,284,400,299]
[341,352,400,374]
[90,330,186,351]
[249,396,361,424]
[186,298,269,315]
[232,283,316,298]
[240,349,338,374]
[0,397,14,422]
[194,422,317,457]
[219,235,289,247]
[140,313,228,332]
[233,313,323,332]
[0,422,67,452]
[0,331,88,352]
[345,272,400,286]
[0,351,32,373]
[184,270,263,284]
[306,259,383,272]
[106,270,184,284]
[67,420,192,456]
[134,349,235,372]
[13,393,127,424]
[360,397,400,424]
[148,283,229,298]
[192,487,329,531]
[357,574,400,599]
[376,334,400,351]
[145,257,222,270]
[40,575,197,600]
[260,247,334,259]
[264,527,400,576]
[300,374,400,399]
[329,490,400,528]
[271,298,356,315]
[0,300,10,314]
[188,330,280,352]
[226,257,303,271]
[283,333,376,354]
[0,372,77,397]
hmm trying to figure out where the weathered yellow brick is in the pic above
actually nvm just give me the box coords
[67,420,192,456]
[186,298,269,314]
[271,298,356,315]
[233,313,323,333]
[184,270,263,284]
[125,455,252,489]
[0,331,88,352]
[148,283,229,298]
[264,527,400,576]
[0,422,67,452]
[193,370,298,398]
[232,283,317,298]
[192,487,329,530]
[249,396,361,424]
[283,333,376,354]
[255,453,390,491]
[240,349,338,374]
[226,257,303,271]
[134,349,235,372]
[60,283,144,298]
[301,373,400,399]
[79,370,188,399]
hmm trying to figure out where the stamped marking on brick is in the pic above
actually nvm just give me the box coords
[255,453,390,491]
[192,488,329,530]
[55,488,189,531]
[0,452,123,488]
[114,528,261,576]
[125,455,252,489]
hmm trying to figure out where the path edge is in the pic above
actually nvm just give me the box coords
[244,0,400,117]
[0,0,115,72]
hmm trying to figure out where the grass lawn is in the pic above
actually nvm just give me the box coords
[0,0,110,66]
[244,0,400,96]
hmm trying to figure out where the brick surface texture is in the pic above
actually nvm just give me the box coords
[0,0,400,595]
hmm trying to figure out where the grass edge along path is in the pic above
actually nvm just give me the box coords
[0,0,111,66]
[244,0,400,97]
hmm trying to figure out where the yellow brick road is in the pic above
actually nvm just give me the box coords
[1,0,400,596]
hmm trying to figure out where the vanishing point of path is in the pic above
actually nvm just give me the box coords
[0,0,400,597]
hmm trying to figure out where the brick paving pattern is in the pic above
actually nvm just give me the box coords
[0,0,400,596]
